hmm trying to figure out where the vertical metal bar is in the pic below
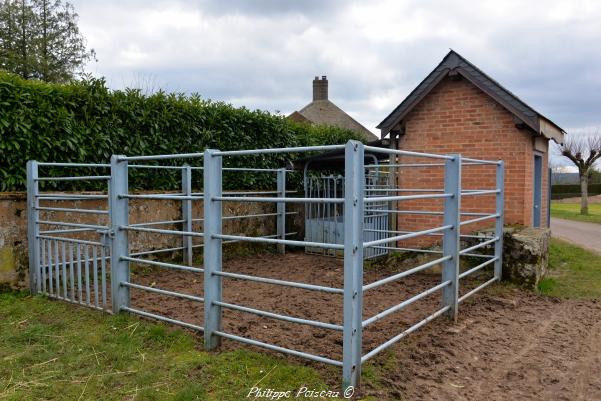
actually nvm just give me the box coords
[41,239,47,293]
[77,244,82,302]
[93,245,99,307]
[182,164,193,265]
[494,161,505,280]
[342,140,365,389]
[62,241,68,299]
[69,242,75,300]
[101,236,107,309]
[110,155,130,314]
[85,244,90,305]
[442,154,461,321]
[204,149,223,348]
[47,239,53,295]
[54,240,60,296]
[26,161,41,293]
[277,168,286,254]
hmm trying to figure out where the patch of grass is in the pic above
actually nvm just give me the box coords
[0,292,335,401]
[550,202,601,224]
[539,238,601,298]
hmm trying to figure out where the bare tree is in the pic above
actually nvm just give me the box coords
[560,133,601,214]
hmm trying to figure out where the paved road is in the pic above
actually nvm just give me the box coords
[551,217,601,254]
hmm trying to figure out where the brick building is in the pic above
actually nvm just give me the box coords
[377,50,565,239]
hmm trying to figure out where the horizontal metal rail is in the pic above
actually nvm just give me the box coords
[213,330,342,367]
[461,157,501,165]
[38,194,108,200]
[36,176,110,181]
[214,233,344,250]
[214,270,343,294]
[127,164,186,170]
[364,145,455,160]
[214,301,343,331]
[39,228,97,235]
[121,306,203,331]
[37,220,108,230]
[121,281,204,302]
[37,235,104,246]
[214,196,344,204]
[362,280,451,327]
[363,225,452,248]
[361,306,451,363]
[458,277,499,303]
[221,211,297,221]
[222,167,294,172]
[369,245,493,260]
[364,193,452,203]
[119,194,202,201]
[461,190,500,196]
[363,255,452,291]
[459,236,499,255]
[213,144,346,156]
[458,257,499,279]
[364,163,445,168]
[38,162,110,168]
[129,246,186,257]
[129,219,186,227]
[36,206,109,215]
[118,153,204,161]
[120,226,204,237]
[366,188,445,193]
[365,209,444,216]
[460,213,500,226]
[121,256,204,273]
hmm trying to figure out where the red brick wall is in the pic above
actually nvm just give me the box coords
[391,77,548,247]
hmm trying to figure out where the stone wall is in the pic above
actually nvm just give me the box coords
[502,226,551,289]
[0,192,301,289]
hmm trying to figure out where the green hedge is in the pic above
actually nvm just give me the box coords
[0,72,362,191]
[551,184,601,200]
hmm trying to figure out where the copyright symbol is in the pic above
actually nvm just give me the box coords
[343,386,355,398]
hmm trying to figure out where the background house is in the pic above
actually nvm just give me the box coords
[288,76,378,141]
[378,50,565,238]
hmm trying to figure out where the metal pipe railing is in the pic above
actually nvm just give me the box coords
[27,140,505,390]
[362,280,451,327]
[214,330,342,367]
[458,257,498,279]
[214,300,343,331]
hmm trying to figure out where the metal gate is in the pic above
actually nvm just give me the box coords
[304,167,390,259]
[27,161,112,312]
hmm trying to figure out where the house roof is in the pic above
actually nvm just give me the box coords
[291,100,378,141]
[377,50,565,143]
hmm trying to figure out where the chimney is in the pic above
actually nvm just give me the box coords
[312,75,328,101]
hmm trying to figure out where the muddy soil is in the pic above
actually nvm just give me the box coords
[129,252,601,401]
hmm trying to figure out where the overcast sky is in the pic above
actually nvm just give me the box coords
[73,0,601,161]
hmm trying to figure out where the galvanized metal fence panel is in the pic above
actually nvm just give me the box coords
[27,140,505,391]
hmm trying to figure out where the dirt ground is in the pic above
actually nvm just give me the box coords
[129,252,601,401]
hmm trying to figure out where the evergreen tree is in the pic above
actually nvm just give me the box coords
[0,0,94,82]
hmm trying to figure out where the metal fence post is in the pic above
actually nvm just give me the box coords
[277,168,286,254]
[109,155,130,314]
[204,149,223,349]
[342,140,365,389]
[182,164,193,265]
[494,161,505,280]
[442,154,461,321]
[27,160,40,293]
